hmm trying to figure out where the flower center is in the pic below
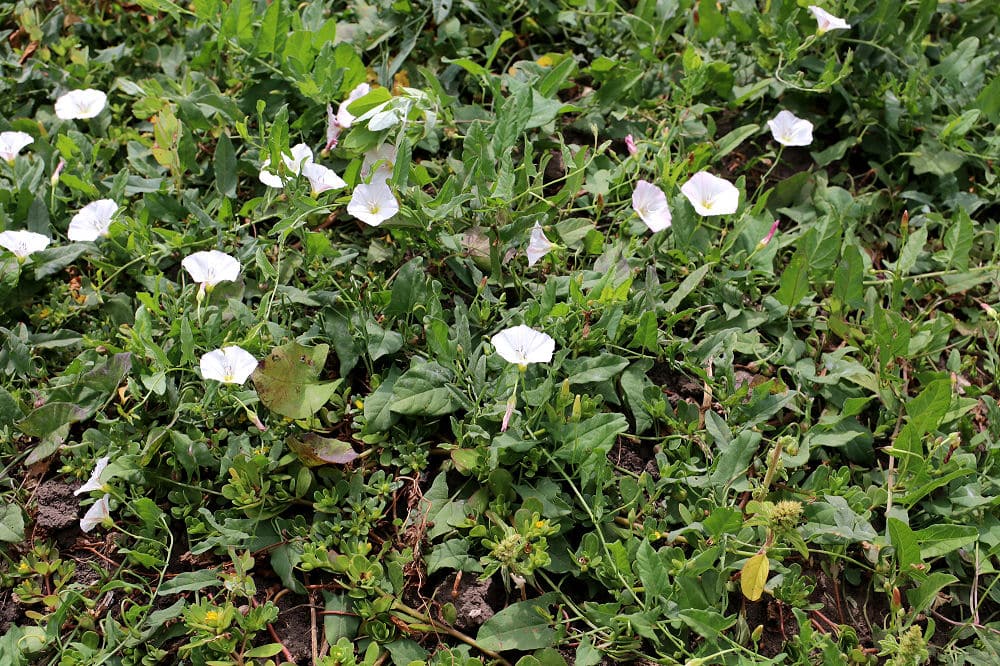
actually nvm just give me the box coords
[368,202,381,215]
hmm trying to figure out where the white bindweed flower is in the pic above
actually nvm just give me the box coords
[68,199,119,241]
[55,89,107,120]
[768,110,814,147]
[526,222,554,267]
[808,6,851,33]
[631,180,673,232]
[491,325,556,367]
[80,493,112,532]
[0,131,33,162]
[362,144,397,184]
[0,230,51,260]
[680,171,740,217]
[259,143,314,188]
[74,456,110,496]
[200,346,258,385]
[181,250,241,292]
[302,162,347,195]
[347,182,399,226]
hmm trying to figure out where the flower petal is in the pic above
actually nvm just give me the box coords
[74,456,111,496]
[347,182,399,226]
[680,172,739,217]
[526,222,553,266]
[0,230,50,259]
[80,494,111,532]
[55,89,107,120]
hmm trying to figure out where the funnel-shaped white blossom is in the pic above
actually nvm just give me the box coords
[526,223,553,266]
[362,144,397,184]
[68,199,118,241]
[631,180,673,232]
[0,131,33,162]
[80,494,111,532]
[768,110,814,147]
[200,346,258,385]
[55,89,107,120]
[302,162,347,195]
[680,172,739,217]
[0,230,50,259]
[491,325,556,367]
[808,6,850,33]
[182,250,241,290]
[74,456,111,496]
[259,143,314,188]
[347,182,399,226]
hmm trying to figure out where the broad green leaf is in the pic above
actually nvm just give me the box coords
[155,570,220,596]
[32,244,91,280]
[740,552,769,601]
[941,209,973,271]
[907,379,951,435]
[775,249,810,307]
[664,263,712,311]
[0,505,25,542]
[214,133,237,198]
[426,539,482,575]
[391,362,462,416]
[287,433,359,466]
[678,608,736,638]
[714,124,758,160]
[914,524,978,559]
[252,341,338,419]
[18,402,89,438]
[635,540,669,599]
[476,595,557,652]
[563,354,629,385]
[363,368,401,433]
[895,226,927,275]
[888,518,921,572]
[906,572,958,616]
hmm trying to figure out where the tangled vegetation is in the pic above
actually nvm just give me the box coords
[2,1,1000,664]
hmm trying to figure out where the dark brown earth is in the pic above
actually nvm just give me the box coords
[434,572,502,632]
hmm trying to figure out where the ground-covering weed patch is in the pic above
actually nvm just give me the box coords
[1,0,1000,664]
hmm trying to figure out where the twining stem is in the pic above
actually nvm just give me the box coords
[390,600,512,666]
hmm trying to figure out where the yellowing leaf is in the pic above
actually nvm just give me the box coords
[740,553,770,601]
[252,341,339,419]
[287,434,359,467]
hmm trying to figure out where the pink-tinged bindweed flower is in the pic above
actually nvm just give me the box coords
[526,222,554,266]
[768,110,814,147]
[302,162,347,195]
[325,83,372,151]
[631,180,673,232]
[491,325,556,368]
[51,159,66,186]
[74,456,110,496]
[0,131,33,162]
[200,346,258,385]
[758,220,780,248]
[80,493,112,532]
[259,143,314,188]
[68,199,119,241]
[181,250,241,293]
[347,182,399,226]
[0,230,51,260]
[808,6,851,33]
[625,134,638,157]
[680,171,740,217]
[55,89,107,120]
